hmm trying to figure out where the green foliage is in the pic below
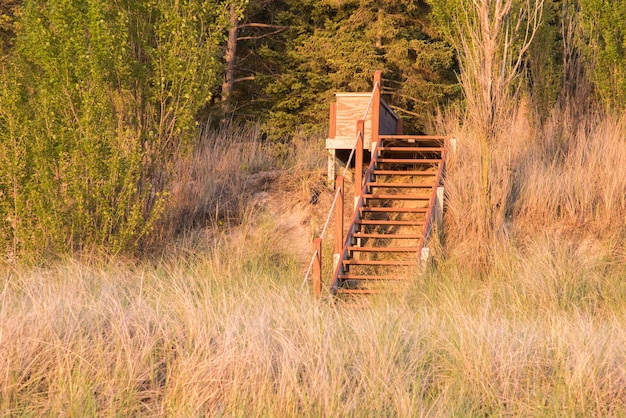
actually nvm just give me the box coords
[221,0,457,138]
[0,0,226,258]
[0,0,21,54]
[527,0,563,114]
[578,0,626,110]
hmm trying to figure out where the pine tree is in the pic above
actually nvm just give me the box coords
[213,0,458,139]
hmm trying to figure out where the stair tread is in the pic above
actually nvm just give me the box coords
[348,246,419,252]
[380,135,447,141]
[363,193,431,200]
[373,170,437,175]
[378,158,441,164]
[360,207,428,213]
[335,289,384,295]
[377,147,444,152]
[338,274,409,280]
[367,182,434,188]
[356,219,424,226]
[353,232,422,239]
[343,259,415,266]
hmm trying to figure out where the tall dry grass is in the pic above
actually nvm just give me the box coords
[2,107,626,415]
[3,221,626,415]
[163,122,277,232]
[441,99,626,269]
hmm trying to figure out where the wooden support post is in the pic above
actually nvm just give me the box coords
[449,137,458,154]
[436,186,444,233]
[327,102,337,188]
[355,120,364,209]
[372,70,382,149]
[313,238,322,296]
[328,149,336,189]
[396,117,403,135]
[334,176,344,271]
[329,102,336,139]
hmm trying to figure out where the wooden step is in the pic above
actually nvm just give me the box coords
[377,158,441,164]
[348,246,419,252]
[377,146,444,152]
[343,259,415,266]
[356,219,423,226]
[335,288,383,295]
[380,135,447,141]
[360,207,428,213]
[352,232,422,239]
[367,182,434,188]
[338,274,408,280]
[373,170,436,176]
[363,193,431,200]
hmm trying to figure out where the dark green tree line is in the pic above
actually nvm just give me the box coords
[215,0,458,138]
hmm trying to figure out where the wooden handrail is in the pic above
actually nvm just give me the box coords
[371,70,382,149]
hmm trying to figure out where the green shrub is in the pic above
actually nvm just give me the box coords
[0,0,226,258]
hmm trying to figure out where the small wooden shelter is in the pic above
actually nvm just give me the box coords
[325,72,403,183]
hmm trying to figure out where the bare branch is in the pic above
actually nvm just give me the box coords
[238,23,289,30]
[237,27,287,41]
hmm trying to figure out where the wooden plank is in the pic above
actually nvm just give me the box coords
[377,158,441,164]
[348,246,419,252]
[335,289,384,295]
[343,259,415,266]
[335,93,373,148]
[367,182,435,188]
[352,232,422,239]
[363,193,431,200]
[377,147,444,152]
[326,137,356,150]
[379,135,447,140]
[372,70,381,147]
[379,99,400,135]
[373,170,437,176]
[329,102,336,139]
[356,219,424,226]
[338,274,408,280]
[360,207,428,213]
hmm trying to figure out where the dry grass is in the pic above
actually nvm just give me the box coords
[2,106,626,415]
[441,99,626,269]
[3,227,626,415]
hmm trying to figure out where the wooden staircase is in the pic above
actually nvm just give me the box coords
[304,70,449,298]
[331,134,447,296]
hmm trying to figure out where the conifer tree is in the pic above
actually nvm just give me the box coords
[216,0,457,138]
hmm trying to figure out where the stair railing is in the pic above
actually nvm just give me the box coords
[302,72,382,295]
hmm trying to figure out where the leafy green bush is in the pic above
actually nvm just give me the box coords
[579,0,626,110]
[0,0,227,258]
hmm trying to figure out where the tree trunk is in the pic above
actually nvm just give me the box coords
[221,2,238,116]
[479,133,493,230]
